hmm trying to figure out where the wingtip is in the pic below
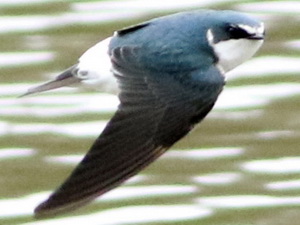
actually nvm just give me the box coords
[18,91,33,98]
[34,200,67,219]
[34,202,50,219]
[33,195,94,219]
[18,86,44,98]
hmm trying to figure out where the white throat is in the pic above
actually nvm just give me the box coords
[207,29,264,73]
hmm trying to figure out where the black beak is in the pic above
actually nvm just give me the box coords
[248,31,265,40]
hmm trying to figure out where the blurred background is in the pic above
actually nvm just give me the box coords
[1,0,300,224]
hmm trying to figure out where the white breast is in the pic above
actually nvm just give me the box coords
[213,38,264,73]
[206,29,264,74]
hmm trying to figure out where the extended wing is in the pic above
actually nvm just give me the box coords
[34,45,224,217]
[20,65,80,97]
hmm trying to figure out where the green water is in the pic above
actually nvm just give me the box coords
[1,1,300,225]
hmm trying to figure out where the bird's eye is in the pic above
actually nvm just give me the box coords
[227,25,250,39]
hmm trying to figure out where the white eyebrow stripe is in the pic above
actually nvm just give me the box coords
[237,23,264,35]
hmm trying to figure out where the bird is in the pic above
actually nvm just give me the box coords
[22,10,265,217]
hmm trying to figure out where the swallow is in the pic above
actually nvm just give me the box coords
[22,10,265,217]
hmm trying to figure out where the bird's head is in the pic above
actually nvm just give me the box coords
[204,10,265,73]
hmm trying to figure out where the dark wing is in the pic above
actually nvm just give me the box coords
[34,46,224,217]
[116,22,150,36]
[20,64,80,97]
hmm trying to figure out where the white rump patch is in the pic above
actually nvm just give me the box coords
[77,37,119,93]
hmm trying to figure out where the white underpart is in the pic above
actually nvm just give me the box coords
[77,37,119,94]
[207,23,264,74]
[75,23,263,94]
[214,38,263,73]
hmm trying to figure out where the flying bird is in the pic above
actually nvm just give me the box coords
[23,10,265,217]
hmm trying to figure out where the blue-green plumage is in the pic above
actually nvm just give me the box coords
[28,10,264,217]
[110,10,262,72]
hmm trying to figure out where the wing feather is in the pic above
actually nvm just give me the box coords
[35,45,224,217]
